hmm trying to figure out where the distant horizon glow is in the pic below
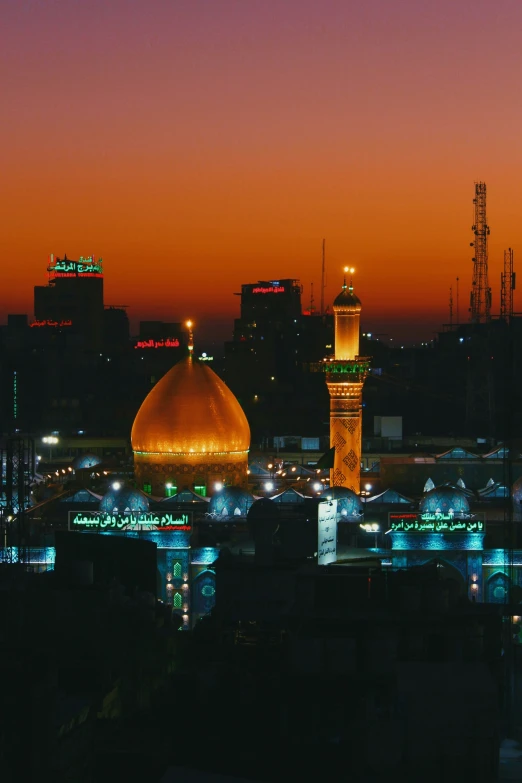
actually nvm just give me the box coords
[1,1,521,339]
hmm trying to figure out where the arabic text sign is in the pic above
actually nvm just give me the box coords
[69,511,191,531]
[49,256,104,278]
[134,338,180,349]
[30,319,72,328]
[252,286,285,294]
[318,499,338,565]
[388,512,484,534]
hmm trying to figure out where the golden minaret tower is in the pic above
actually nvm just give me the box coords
[325,268,369,492]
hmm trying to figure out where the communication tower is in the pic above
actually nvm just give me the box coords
[470,182,491,323]
[500,247,515,321]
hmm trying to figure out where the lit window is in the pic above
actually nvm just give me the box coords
[173,592,182,609]
[173,561,182,579]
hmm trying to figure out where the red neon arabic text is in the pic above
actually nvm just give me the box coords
[134,338,180,349]
[252,286,285,294]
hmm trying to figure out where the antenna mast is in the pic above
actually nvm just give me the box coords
[470,181,491,323]
[309,282,315,314]
[501,247,515,321]
[449,286,453,327]
[456,277,460,324]
[320,238,326,315]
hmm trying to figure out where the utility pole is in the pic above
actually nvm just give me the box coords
[470,182,491,323]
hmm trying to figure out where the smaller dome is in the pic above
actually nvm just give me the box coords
[100,485,150,514]
[72,452,102,470]
[333,286,361,309]
[324,486,363,520]
[208,486,254,518]
[420,486,469,517]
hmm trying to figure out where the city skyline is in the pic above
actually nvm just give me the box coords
[2,1,522,341]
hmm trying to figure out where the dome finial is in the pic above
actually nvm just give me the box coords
[344,266,355,291]
[186,320,194,354]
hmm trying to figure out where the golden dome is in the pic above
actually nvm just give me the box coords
[131,356,250,456]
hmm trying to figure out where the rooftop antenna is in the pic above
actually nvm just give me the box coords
[449,286,453,327]
[456,277,460,324]
[320,238,326,315]
[309,282,315,314]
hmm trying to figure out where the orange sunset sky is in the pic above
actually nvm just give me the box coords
[2,0,522,343]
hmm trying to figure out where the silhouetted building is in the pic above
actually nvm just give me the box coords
[103,306,130,352]
[34,254,104,351]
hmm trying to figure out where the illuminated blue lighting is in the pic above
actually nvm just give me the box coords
[483,549,522,566]
[192,547,219,564]
[391,533,484,551]
[1,547,56,566]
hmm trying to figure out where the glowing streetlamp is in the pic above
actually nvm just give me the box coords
[42,435,59,461]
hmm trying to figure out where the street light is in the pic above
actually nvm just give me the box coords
[42,436,59,461]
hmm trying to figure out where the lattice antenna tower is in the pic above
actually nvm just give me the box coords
[470,182,491,323]
[501,247,515,321]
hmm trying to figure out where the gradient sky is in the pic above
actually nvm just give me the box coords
[2,0,522,342]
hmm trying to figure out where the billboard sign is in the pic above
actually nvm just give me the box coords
[318,499,338,565]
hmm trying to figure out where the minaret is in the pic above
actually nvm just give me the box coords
[325,268,369,492]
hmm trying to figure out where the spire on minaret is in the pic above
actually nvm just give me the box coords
[186,320,194,354]
[343,265,355,291]
[333,267,361,361]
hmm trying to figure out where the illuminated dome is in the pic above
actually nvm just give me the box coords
[208,486,254,518]
[420,486,470,517]
[100,486,150,514]
[333,285,361,310]
[325,486,363,520]
[512,476,522,520]
[72,452,102,470]
[132,356,250,495]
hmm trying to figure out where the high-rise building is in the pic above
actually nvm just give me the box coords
[34,255,104,351]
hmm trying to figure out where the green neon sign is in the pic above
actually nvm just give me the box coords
[69,511,190,531]
[50,256,103,277]
[390,517,484,534]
